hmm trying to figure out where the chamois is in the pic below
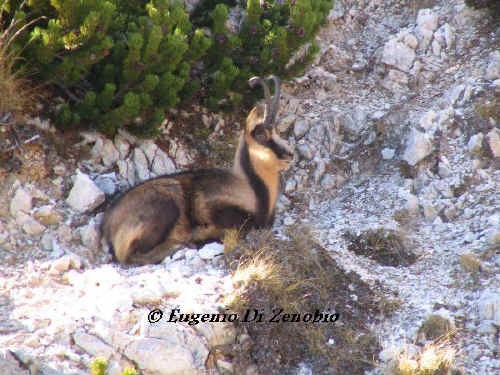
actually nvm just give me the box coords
[102,76,293,265]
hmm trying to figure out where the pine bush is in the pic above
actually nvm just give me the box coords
[3,0,334,134]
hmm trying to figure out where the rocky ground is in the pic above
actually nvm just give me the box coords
[1,0,499,374]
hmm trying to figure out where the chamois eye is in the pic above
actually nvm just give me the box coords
[252,126,269,143]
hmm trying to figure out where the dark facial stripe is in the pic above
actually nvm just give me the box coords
[240,141,270,227]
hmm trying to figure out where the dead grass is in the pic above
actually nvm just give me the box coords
[345,228,417,267]
[384,336,457,375]
[0,6,41,118]
[223,227,382,374]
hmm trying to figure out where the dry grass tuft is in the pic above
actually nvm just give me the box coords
[383,335,458,375]
[0,7,40,117]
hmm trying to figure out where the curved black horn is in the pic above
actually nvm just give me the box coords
[248,76,272,125]
[267,75,281,125]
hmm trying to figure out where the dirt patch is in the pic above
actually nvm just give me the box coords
[344,228,417,267]
[220,228,382,374]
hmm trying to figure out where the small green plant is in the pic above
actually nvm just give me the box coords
[89,357,138,375]
[89,357,108,375]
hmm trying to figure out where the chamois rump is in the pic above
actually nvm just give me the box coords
[102,76,293,265]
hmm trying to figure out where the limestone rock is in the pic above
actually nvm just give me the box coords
[198,242,224,260]
[486,128,500,157]
[117,159,136,186]
[114,133,131,159]
[402,129,433,166]
[294,119,311,139]
[478,291,500,325]
[73,331,114,359]
[66,171,105,213]
[124,337,197,375]
[467,133,484,154]
[49,254,82,275]
[381,39,416,72]
[94,173,118,196]
[16,213,46,235]
[381,148,395,160]
[416,9,438,50]
[133,148,150,182]
[10,187,32,217]
[33,206,62,226]
[101,139,120,167]
[195,321,236,348]
[485,51,500,81]
[80,219,101,250]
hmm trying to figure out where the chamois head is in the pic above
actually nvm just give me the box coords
[245,76,294,171]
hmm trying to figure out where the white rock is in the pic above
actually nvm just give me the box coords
[382,69,409,92]
[101,139,120,167]
[486,128,500,157]
[10,187,32,217]
[478,291,500,324]
[417,9,438,32]
[195,321,236,348]
[124,337,196,375]
[285,179,297,193]
[467,133,484,154]
[402,129,433,166]
[381,148,395,160]
[73,331,114,359]
[66,171,105,213]
[309,66,337,90]
[114,133,131,159]
[151,150,176,176]
[406,193,420,214]
[485,51,500,81]
[133,148,150,182]
[435,23,455,51]
[117,159,136,186]
[422,203,438,220]
[40,233,53,251]
[297,143,314,160]
[314,159,327,183]
[277,114,296,133]
[49,254,82,275]
[431,39,441,56]
[320,174,337,189]
[23,218,46,235]
[416,9,438,50]
[486,229,500,245]
[80,220,101,250]
[294,119,311,139]
[94,173,118,196]
[381,39,416,72]
[198,242,224,260]
[33,205,62,226]
[402,33,418,50]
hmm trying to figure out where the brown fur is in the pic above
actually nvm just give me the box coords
[102,76,293,265]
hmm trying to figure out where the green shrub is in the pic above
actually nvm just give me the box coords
[194,0,334,107]
[3,0,334,134]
